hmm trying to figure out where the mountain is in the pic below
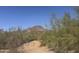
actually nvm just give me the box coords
[24,25,46,32]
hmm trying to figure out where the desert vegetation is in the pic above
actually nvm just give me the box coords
[0,7,79,53]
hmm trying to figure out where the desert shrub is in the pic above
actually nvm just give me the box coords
[0,26,44,49]
[41,13,79,52]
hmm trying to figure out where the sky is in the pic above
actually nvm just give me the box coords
[0,6,75,30]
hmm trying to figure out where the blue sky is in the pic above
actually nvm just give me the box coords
[0,6,75,30]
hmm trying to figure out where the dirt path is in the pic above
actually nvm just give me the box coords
[17,40,55,53]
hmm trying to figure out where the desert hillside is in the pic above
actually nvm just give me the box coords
[0,11,79,53]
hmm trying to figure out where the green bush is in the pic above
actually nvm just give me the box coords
[41,13,79,52]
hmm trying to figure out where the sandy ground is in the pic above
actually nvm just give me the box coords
[0,40,55,53]
[17,40,55,53]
